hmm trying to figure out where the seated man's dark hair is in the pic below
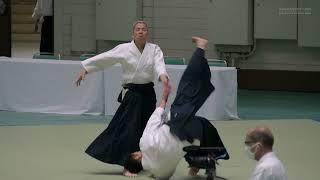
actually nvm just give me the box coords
[124,154,143,174]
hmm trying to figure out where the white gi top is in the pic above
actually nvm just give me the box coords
[250,152,288,180]
[140,107,200,179]
[32,0,53,19]
[81,41,168,84]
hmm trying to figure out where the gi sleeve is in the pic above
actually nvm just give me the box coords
[32,1,41,19]
[81,45,125,74]
[140,107,164,164]
[143,107,164,135]
[153,45,169,81]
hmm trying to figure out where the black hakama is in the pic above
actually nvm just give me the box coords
[85,82,156,166]
[40,16,53,53]
[167,48,229,159]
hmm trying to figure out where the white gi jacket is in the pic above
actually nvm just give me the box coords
[250,152,288,180]
[81,41,168,85]
[140,107,200,179]
[32,0,53,19]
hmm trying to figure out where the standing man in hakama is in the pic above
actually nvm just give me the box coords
[75,21,170,176]
[32,0,53,53]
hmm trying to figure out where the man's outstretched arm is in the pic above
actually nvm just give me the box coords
[159,75,171,109]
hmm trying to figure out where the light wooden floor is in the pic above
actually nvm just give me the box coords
[1,119,319,180]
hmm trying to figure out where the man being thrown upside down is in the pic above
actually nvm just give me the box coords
[124,37,230,179]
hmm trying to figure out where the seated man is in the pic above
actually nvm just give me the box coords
[123,37,230,179]
[245,126,288,180]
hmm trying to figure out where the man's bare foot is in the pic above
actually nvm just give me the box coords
[192,36,208,50]
[188,167,200,176]
[123,169,137,177]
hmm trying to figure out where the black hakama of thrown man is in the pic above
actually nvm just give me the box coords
[167,48,230,160]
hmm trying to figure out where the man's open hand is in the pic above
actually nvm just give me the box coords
[74,69,88,86]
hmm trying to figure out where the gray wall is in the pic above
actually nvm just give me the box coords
[54,0,96,57]
[143,0,214,58]
[55,0,320,71]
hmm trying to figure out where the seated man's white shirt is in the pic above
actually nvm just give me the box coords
[81,41,168,84]
[250,152,287,180]
[140,107,199,179]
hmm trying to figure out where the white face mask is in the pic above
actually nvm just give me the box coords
[245,143,258,160]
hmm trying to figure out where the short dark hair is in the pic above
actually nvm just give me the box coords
[123,154,143,174]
